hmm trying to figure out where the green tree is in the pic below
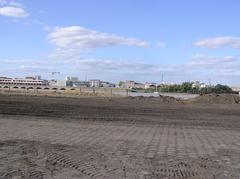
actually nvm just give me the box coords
[213,84,233,93]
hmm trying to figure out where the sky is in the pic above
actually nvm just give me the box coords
[0,0,240,85]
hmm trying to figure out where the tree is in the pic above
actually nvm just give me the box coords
[118,81,125,88]
[213,84,233,93]
[181,82,193,93]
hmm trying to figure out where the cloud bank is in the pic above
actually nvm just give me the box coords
[1,54,239,84]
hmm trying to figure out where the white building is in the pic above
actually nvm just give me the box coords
[232,86,240,93]
[192,81,207,89]
[145,82,157,89]
[101,81,115,88]
[0,77,48,86]
[65,76,78,82]
[49,79,68,87]
[122,80,145,89]
[89,79,101,87]
[124,80,135,88]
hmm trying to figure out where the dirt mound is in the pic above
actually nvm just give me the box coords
[127,95,181,103]
[158,95,181,103]
[188,94,240,104]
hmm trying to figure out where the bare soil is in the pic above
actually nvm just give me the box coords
[187,93,240,104]
[0,94,239,178]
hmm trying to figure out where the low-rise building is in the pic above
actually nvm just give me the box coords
[134,82,145,89]
[120,80,145,89]
[101,81,116,88]
[65,76,78,82]
[89,79,101,87]
[200,83,207,88]
[0,76,48,86]
[72,81,90,87]
[145,82,157,89]
[124,80,135,88]
[232,86,240,93]
[192,81,207,89]
[49,80,67,87]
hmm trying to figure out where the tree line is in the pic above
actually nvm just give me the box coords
[142,82,234,94]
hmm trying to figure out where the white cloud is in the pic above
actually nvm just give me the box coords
[47,47,85,61]
[187,55,240,79]
[1,59,39,64]
[47,26,151,51]
[19,65,53,72]
[70,59,154,72]
[33,20,45,25]
[156,42,166,48]
[217,68,240,76]
[0,0,29,18]
[47,26,154,61]
[195,36,240,49]
[42,26,52,31]
[0,6,29,18]
[9,1,24,8]
[189,55,237,66]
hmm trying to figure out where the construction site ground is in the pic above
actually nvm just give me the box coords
[0,94,239,179]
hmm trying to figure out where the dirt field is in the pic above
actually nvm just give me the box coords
[0,94,239,178]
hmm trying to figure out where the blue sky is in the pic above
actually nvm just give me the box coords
[0,0,240,85]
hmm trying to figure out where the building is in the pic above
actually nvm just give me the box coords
[34,75,42,80]
[232,86,240,93]
[89,79,101,87]
[134,82,145,89]
[101,81,116,88]
[200,83,207,88]
[121,80,145,89]
[123,80,136,88]
[49,80,67,87]
[65,77,80,87]
[144,82,157,89]
[65,76,78,82]
[72,81,90,87]
[192,81,207,89]
[25,75,42,80]
[0,76,48,86]
[192,81,200,88]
